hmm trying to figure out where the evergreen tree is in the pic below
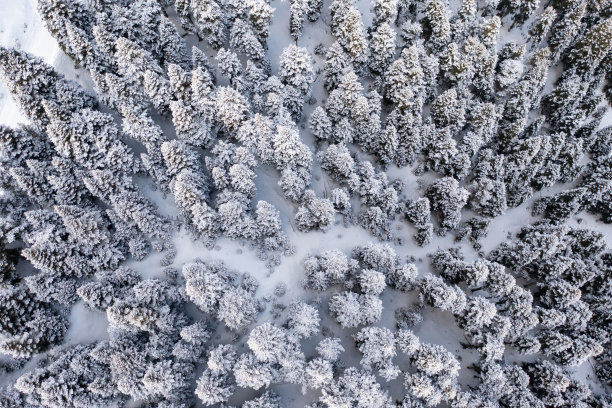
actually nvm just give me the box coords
[384,45,424,103]
[469,178,508,217]
[37,0,94,60]
[191,0,226,49]
[336,5,369,66]
[287,301,321,338]
[548,2,586,62]
[247,0,275,42]
[354,326,398,379]
[424,0,450,52]
[0,47,94,128]
[528,6,557,45]
[324,42,351,90]
[143,70,172,115]
[230,19,266,62]
[426,178,469,234]
[170,99,212,148]
[303,357,334,391]
[369,23,396,74]
[319,367,392,407]
[372,0,398,25]
[215,86,250,132]
[295,190,336,232]
[289,0,309,40]
[309,107,333,141]
[329,291,383,327]
[567,18,612,77]
[430,88,466,133]
[279,44,315,95]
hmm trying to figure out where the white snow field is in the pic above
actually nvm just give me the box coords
[0,0,610,406]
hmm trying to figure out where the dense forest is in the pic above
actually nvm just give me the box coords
[0,0,611,406]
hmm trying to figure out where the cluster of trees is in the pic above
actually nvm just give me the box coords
[5,233,606,407]
[25,0,323,257]
[183,261,260,331]
[490,225,609,370]
[0,0,319,382]
[304,234,609,407]
[0,46,169,362]
[303,243,420,330]
[3,265,211,406]
[295,234,610,406]
[5,0,611,246]
[316,133,402,239]
[416,222,610,406]
[307,0,612,245]
[0,254,66,359]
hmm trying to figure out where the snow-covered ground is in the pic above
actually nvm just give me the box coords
[0,0,610,405]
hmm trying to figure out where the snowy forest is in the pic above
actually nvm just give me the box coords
[0,0,610,406]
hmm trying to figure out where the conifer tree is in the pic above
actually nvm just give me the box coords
[336,5,369,66]
[567,18,612,77]
[324,41,351,90]
[191,0,226,49]
[289,0,309,40]
[279,44,315,95]
[528,6,557,45]
[424,0,451,52]
[369,23,396,74]
[230,19,266,62]
[426,177,469,234]
[0,47,94,128]
[548,2,586,62]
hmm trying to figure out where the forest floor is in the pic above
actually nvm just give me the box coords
[0,0,610,405]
